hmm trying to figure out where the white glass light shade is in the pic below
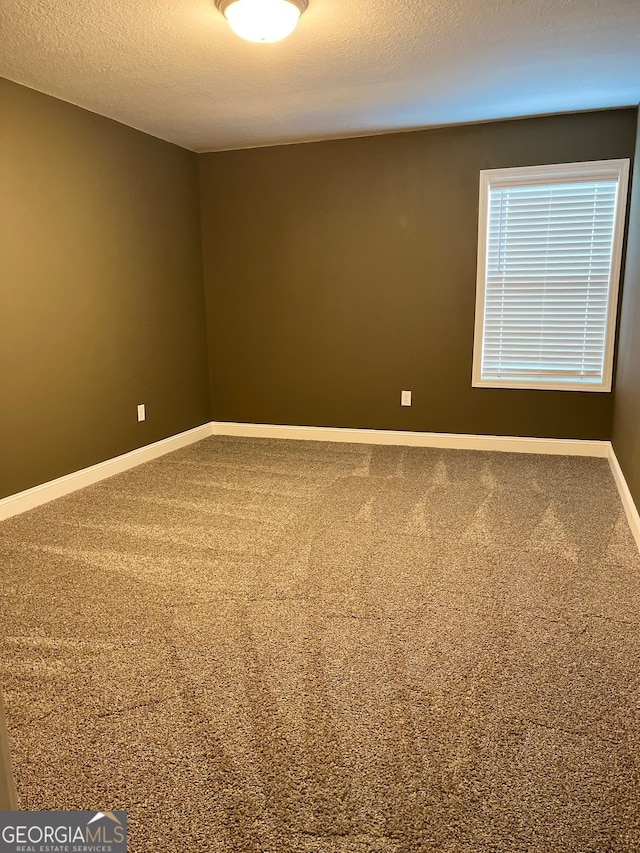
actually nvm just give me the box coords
[218,0,307,43]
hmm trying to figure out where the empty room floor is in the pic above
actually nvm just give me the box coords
[1,436,640,852]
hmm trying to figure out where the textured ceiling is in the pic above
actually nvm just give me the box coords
[1,0,639,152]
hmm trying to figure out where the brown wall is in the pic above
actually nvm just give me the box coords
[613,110,640,505]
[200,109,637,439]
[0,79,210,499]
[1,82,637,502]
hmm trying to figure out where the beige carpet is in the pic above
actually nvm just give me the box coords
[1,437,640,851]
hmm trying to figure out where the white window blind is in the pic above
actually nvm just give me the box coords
[473,160,629,392]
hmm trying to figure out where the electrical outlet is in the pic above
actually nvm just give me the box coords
[401,390,412,407]
[137,404,146,422]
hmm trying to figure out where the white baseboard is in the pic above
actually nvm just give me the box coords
[214,420,639,553]
[211,421,610,457]
[2,420,637,556]
[0,423,213,522]
[608,447,640,553]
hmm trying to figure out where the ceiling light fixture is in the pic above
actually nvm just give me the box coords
[215,0,308,44]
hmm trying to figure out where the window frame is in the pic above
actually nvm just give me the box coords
[472,158,630,393]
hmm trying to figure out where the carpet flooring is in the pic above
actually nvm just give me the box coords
[1,437,640,851]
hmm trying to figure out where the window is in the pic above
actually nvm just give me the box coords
[473,159,629,392]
